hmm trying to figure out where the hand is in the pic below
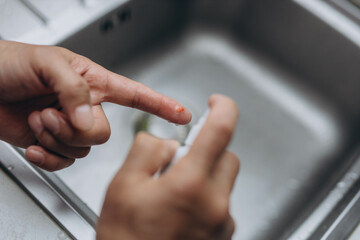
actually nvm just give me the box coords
[0,40,191,171]
[97,95,240,240]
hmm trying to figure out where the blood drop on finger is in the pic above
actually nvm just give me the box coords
[175,106,185,113]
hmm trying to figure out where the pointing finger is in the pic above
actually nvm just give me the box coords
[103,72,192,125]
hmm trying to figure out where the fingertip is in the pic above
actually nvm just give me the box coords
[229,152,241,175]
[72,104,94,131]
[176,107,192,125]
[168,103,192,125]
[26,145,75,171]
[40,108,62,134]
[209,94,236,107]
[28,111,44,136]
[209,94,227,104]
[209,94,240,119]
[25,146,45,165]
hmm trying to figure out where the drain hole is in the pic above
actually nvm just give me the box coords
[118,9,132,23]
[100,19,114,33]
[133,112,190,143]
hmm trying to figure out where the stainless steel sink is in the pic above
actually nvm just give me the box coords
[1,0,360,239]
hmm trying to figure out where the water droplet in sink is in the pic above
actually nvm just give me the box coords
[337,181,346,188]
[348,172,359,180]
[7,165,14,171]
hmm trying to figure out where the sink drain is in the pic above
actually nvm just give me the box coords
[133,112,191,143]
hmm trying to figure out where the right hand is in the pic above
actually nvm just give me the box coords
[97,94,240,240]
[0,40,191,171]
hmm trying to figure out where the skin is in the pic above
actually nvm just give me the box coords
[0,40,191,171]
[0,40,240,239]
[97,95,240,240]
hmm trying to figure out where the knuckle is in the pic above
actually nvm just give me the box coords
[38,132,56,148]
[130,82,144,109]
[32,47,62,73]
[134,131,150,143]
[53,46,71,55]
[158,139,178,160]
[227,151,240,172]
[210,197,230,227]
[134,132,160,149]
[106,179,133,208]
[60,85,90,104]
[175,170,206,200]
[215,121,233,138]
[65,80,89,95]
[73,78,88,89]
[32,46,56,60]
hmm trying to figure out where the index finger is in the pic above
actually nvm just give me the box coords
[186,94,239,172]
[103,71,192,124]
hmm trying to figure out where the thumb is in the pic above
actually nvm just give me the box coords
[33,48,93,131]
[119,133,179,179]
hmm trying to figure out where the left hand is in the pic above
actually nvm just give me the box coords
[97,95,240,240]
[0,40,191,171]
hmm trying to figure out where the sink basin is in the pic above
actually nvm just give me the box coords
[55,0,360,239]
[1,0,359,239]
[63,34,345,237]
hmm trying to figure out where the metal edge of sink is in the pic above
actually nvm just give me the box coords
[8,0,131,46]
[0,141,97,239]
[288,146,360,239]
[273,1,360,238]
[0,0,359,239]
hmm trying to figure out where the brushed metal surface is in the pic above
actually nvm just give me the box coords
[56,1,360,239]
[0,0,43,39]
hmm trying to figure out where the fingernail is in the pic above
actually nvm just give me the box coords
[27,149,44,165]
[46,111,60,134]
[31,115,44,136]
[74,104,93,131]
